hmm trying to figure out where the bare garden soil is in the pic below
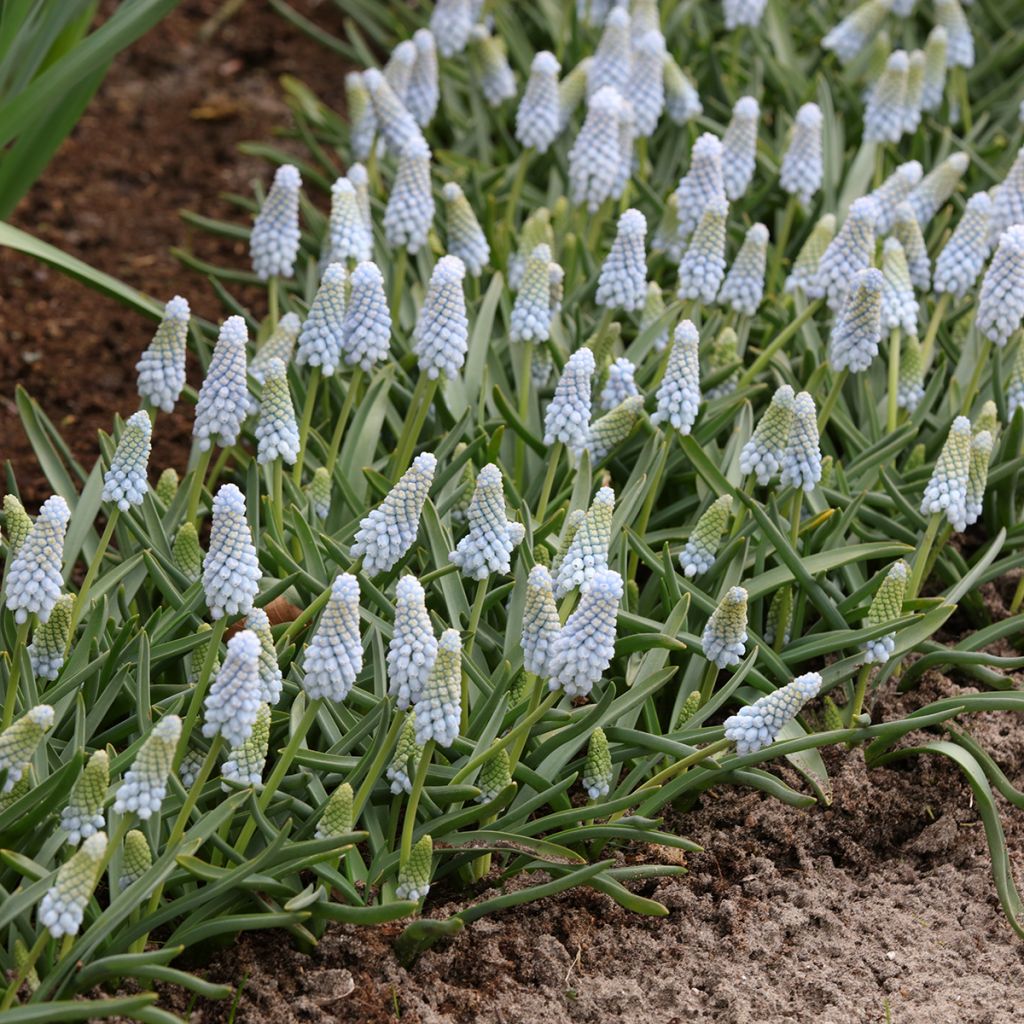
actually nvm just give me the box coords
[1,2,1023,1022]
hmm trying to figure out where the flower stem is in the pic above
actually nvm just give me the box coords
[697,661,719,706]
[390,247,408,326]
[534,442,562,524]
[816,367,849,435]
[461,577,489,731]
[268,276,279,328]
[920,293,950,369]
[907,512,943,600]
[400,739,434,865]
[960,335,993,415]
[737,298,822,387]
[292,366,322,486]
[271,460,285,537]
[69,508,120,639]
[390,374,439,481]
[2,619,32,730]
[325,368,364,476]
[767,194,798,295]
[173,616,227,774]
[627,433,671,579]
[514,342,533,492]
[351,707,404,820]
[184,447,215,525]
[887,328,901,434]
[639,736,732,791]
[0,929,48,1010]
[846,662,874,727]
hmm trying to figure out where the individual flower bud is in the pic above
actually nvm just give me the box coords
[558,57,591,130]
[470,25,515,107]
[522,564,560,677]
[548,569,623,698]
[388,575,438,709]
[255,358,299,466]
[314,780,355,839]
[351,452,436,574]
[246,606,283,705]
[173,522,203,581]
[880,237,919,335]
[347,72,377,162]
[516,51,561,153]
[679,495,731,577]
[28,593,73,681]
[442,182,490,277]
[705,326,740,399]
[651,319,701,434]
[38,831,106,938]
[828,268,885,373]
[554,487,615,597]
[780,103,823,207]
[0,705,54,792]
[511,244,556,342]
[921,415,972,530]
[431,0,471,56]
[119,830,152,891]
[678,196,728,305]
[641,282,670,352]
[906,152,969,226]
[327,177,372,266]
[397,833,433,902]
[59,749,107,845]
[740,384,795,484]
[721,96,759,200]
[203,629,262,748]
[865,50,909,143]
[588,395,643,461]
[413,255,469,379]
[194,316,250,451]
[297,264,348,376]
[965,430,993,527]
[156,467,179,506]
[628,30,665,137]
[663,54,702,125]
[384,137,435,255]
[763,587,792,648]
[406,29,439,127]
[3,494,32,557]
[702,586,748,669]
[251,164,301,280]
[589,7,631,97]
[509,207,554,291]
[600,357,640,411]
[780,391,823,492]
[822,0,889,63]
[724,672,821,754]
[6,495,70,624]
[974,401,999,439]
[990,146,1024,239]
[543,347,595,459]
[302,574,362,703]
[902,49,925,134]
[673,133,725,242]
[816,196,877,312]
[868,161,922,234]
[934,192,992,299]
[136,296,189,413]
[976,227,1024,347]
[863,560,910,663]
[178,746,204,788]
[891,203,930,289]
[582,727,612,799]
[222,701,271,788]
[309,466,332,520]
[719,223,768,316]
[568,86,623,212]
[476,747,512,803]
[251,313,301,384]
[674,689,702,729]
[935,0,973,68]
[363,67,424,156]
[415,628,461,746]
[387,716,422,794]
[785,213,836,295]
[450,464,523,579]
[922,26,948,111]
[724,0,767,28]
[203,484,260,619]
[596,210,647,312]
[113,714,181,819]
[339,261,392,372]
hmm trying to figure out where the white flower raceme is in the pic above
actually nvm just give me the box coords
[101,410,151,511]
[906,152,969,226]
[327,177,372,265]
[664,54,702,125]
[254,358,299,466]
[28,594,72,681]
[508,207,553,291]
[385,40,415,105]
[723,0,767,29]
[222,701,271,788]
[600,357,639,411]
[0,705,53,792]
[470,26,515,108]
[611,97,636,200]
[413,255,469,379]
[990,146,1024,238]
[672,133,725,241]
[898,333,926,412]
[880,238,919,335]
[302,574,362,703]
[113,714,180,819]
[922,26,948,111]
[596,209,647,311]
[309,466,331,521]
[251,164,301,280]
[173,522,203,581]
[136,295,189,412]
[250,312,301,382]
[543,347,595,459]
[588,396,643,461]
[641,282,670,351]
[346,72,377,161]
[677,196,728,305]
[515,51,561,153]
[351,452,437,574]
[891,203,930,289]
[779,391,822,493]
[568,85,623,212]
[511,243,555,342]
[679,495,731,577]
[203,630,262,749]
[388,575,438,709]
[548,261,565,318]
[558,57,591,130]
[828,268,885,373]
[194,316,250,450]
[364,68,424,156]
[554,486,615,598]
[740,384,795,485]
[407,29,439,127]
[450,464,524,579]
[521,564,560,677]
[780,103,823,207]
[414,628,462,746]
[816,196,877,312]
[785,214,835,296]
[348,163,372,232]
[966,430,994,527]
[822,0,889,63]
[384,137,435,255]
[202,483,260,619]
[935,0,973,69]
[902,49,925,134]
[548,568,623,698]
[863,560,910,664]
[117,830,152,892]
[719,223,768,316]
[721,96,759,201]
[246,606,283,706]
[431,0,472,57]
[396,833,433,902]
[934,192,992,299]
[651,320,701,435]
[705,325,740,399]
[864,50,909,143]
[387,716,421,794]
[6,495,70,625]
[724,672,821,754]
[977,226,1024,347]
[442,182,490,276]
[60,749,108,846]
[38,831,106,938]
[868,161,922,234]
[628,29,665,137]
[588,6,631,98]
[920,415,972,531]
[342,261,392,371]
[702,586,749,669]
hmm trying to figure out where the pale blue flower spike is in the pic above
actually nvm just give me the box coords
[6,495,70,625]
[431,0,472,58]
[328,177,372,265]
[664,55,702,126]
[816,196,877,312]
[724,672,821,754]
[868,161,922,234]
[543,347,595,460]
[522,564,560,678]
[515,51,561,153]
[0,705,54,792]
[511,244,555,342]
[414,628,462,747]
[588,396,643,461]
[569,85,623,212]
[966,431,994,528]
[828,267,885,374]
[990,146,1024,239]
[600,357,640,412]
[863,560,910,664]
[881,238,919,336]
[60,749,108,846]
[384,137,435,255]
[449,463,524,579]
[596,209,648,312]
[255,359,300,466]
[363,67,424,156]
[346,72,377,162]
[977,226,1024,347]
[822,0,889,64]
[652,320,701,435]
[246,606,283,705]
[413,255,469,379]
[785,214,835,297]
[194,315,250,451]
[892,203,931,290]
[350,452,437,575]
[864,51,909,144]
[673,133,724,241]
[679,495,731,578]
[251,164,302,281]
[934,192,992,300]
[906,153,969,227]
[388,575,438,710]
[935,0,974,69]
[28,595,72,681]
[702,586,749,669]
[921,27,948,113]
[384,39,416,107]
[553,486,614,599]
[780,391,823,493]
[722,96,759,201]
[303,573,363,703]
[576,0,612,27]
[202,483,260,620]
[342,262,392,371]
[780,103,823,208]
[630,0,659,38]
[102,411,152,511]
[558,56,591,130]
[719,223,769,316]
[250,312,301,382]
[222,702,271,789]
[38,831,106,938]
[920,416,972,532]
[739,384,795,485]
[677,196,728,305]
[724,0,767,29]
[902,50,925,136]
[296,263,347,377]
[113,714,181,820]
[628,30,665,137]
[588,6,631,98]
[1010,347,1024,420]
[203,629,262,749]
[611,98,635,201]
[548,568,623,698]
[347,163,372,231]
[442,182,490,277]
[136,295,189,412]
[470,26,516,108]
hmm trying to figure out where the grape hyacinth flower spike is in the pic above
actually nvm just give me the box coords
[934,192,992,300]
[557,57,591,130]
[724,0,767,30]
[719,223,768,316]
[651,320,701,435]
[470,26,515,108]
[780,391,823,492]
[664,55,701,126]
[785,214,835,296]
[27,594,73,681]
[406,29,439,127]
[907,153,969,227]
[991,146,1024,238]
[780,103,823,208]
[822,0,889,63]
[449,464,524,579]
[641,282,669,351]
[250,312,301,382]
[315,781,354,838]
[413,255,469,380]
[254,358,299,465]
[193,316,250,450]
[543,347,595,461]
[740,384,795,485]
[387,717,421,795]
[868,161,922,234]
[442,182,490,276]
[976,226,1024,347]
[302,574,363,703]
[935,0,973,69]
[119,830,152,891]
[588,6,631,97]
[596,209,648,312]
[511,243,555,342]
[0,705,53,792]
[677,196,728,305]
[38,831,106,939]
[721,96,759,201]
[522,564,560,678]
[582,727,613,799]
[515,51,561,153]
[60,749,108,845]
[342,261,392,371]
[203,630,262,749]
[902,49,925,135]
[568,86,623,212]
[724,672,821,754]
[920,416,972,532]
[222,701,271,788]
[679,495,731,577]
[414,628,462,747]
[706,326,740,399]
[384,137,435,255]
[611,96,635,200]
[431,0,471,58]
[246,606,283,706]
[816,196,877,312]
[309,467,331,521]
[397,834,433,902]
[173,522,203,582]
[346,72,377,162]
[863,561,910,664]
[250,164,301,280]
[828,268,885,374]
[966,430,994,527]
[673,133,725,241]
[898,334,926,413]
[113,714,181,819]
[363,68,423,156]
[880,238,919,336]
[3,494,31,556]
[892,203,930,290]
[202,483,260,619]
[864,50,909,143]
[327,177,372,265]
[6,495,70,624]
[600,357,640,411]
[136,295,189,412]
[554,486,615,598]
[100,410,152,511]
[921,26,948,112]
[388,575,438,709]
[702,586,748,669]
[588,395,644,461]
[383,39,416,106]
[627,29,665,137]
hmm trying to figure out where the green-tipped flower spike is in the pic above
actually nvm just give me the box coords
[442,182,490,277]
[863,560,910,663]
[702,586,748,669]
[309,467,331,521]
[119,830,152,891]
[780,392,822,493]
[413,255,469,380]
[724,672,821,754]
[203,630,262,749]
[450,464,524,579]
[407,29,439,127]
[327,177,372,265]
[821,695,845,733]
[14,937,39,993]
[719,223,768,316]
[414,628,462,747]
[246,606,283,705]
[303,574,363,704]
[897,333,926,413]
[194,316,249,451]
[582,727,612,800]
[251,164,301,280]
[384,137,435,255]
[816,197,877,312]
[516,51,561,153]
[740,384,795,485]
[881,238,919,335]
[673,133,725,243]
[297,263,347,376]
[1011,347,1024,420]
[102,410,151,511]
[187,624,218,687]
[363,68,424,157]
[906,443,926,471]
[476,747,512,804]
[551,508,586,581]
[921,26,948,111]
[389,575,438,709]
[387,716,421,794]
[113,714,180,819]
[511,243,555,342]
[822,0,889,63]
[342,261,392,372]
[991,147,1024,239]
[508,668,532,708]
[250,312,301,384]
[865,50,909,143]
[663,54,701,125]
[203,483,260,619]
[630,0,659,36]
[60,749,108,845]
[597,209,648,312]
[547,261,565,319]
[935,0,973,68]
[569,86,623,212]
[677,196,728,305]
[763,587,792,648]
[522,564,560,678]
[543,347,595,460]
[674,690,702,730]
[316,781,355,839]
[178,746,204,788]
[557,56,591,131]
[554,487,615,598]
[347,163,371,232]
[0,765,30,811]
[966,431,994,528]
[892,203,930,290]
[705,326,739,400]
[628,30,665,137]
[588,395,644,462]
[549,569,623,698]
[222,701,271,788]
[589,6,631,97]
[351,451,437,575]
[652,320,701,435]
[3,494,31,557]
[977,227,1024,348]
[721,96,759,201]
[470,25,515,108]
[828,268,885,374]
[0,705,53,792]
[172,522,203,582]
[902,49,925,134]
[38,831,106,938]
[641,282,669,352]
[7,495,70,624]
[921,415,972,531]
[136,295,190,413]
[600,358,640,412]
[785,213,836,296]
[974,401,999,439]
[509,208,554,291]
[934,192,992,299]
[724,0,767,29]
[868,160,923,234]
[28,593,73,681]
[346,72,376,161]
[679,495,731,578]
[780,103,823,207]
[155,467,179,506]
[907,152,969,227]
[254,358,299,466]
[397,833,433,902]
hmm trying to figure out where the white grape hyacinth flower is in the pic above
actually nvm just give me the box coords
[38,831,106,938]
[413,255,469,380]
[363,67,424,156]
[193,316,250,451]
[780,103,823,208]
[254,358,299,466]
[521,564,560,678]
[721,95,759,201]
[113,714,181,820]
[864,50,909,143]
[569,86,623,212]
[202,483,261,619]
[554,486,615,598]
[628,30,666,137]
[677,196,728,305]
[101,410,152,511]
[651,320,701,435]
[6,495,70,625]
[599,357,640,412]
[346,72,377,162]
[342,261,392,372]
[388,575,438,709]
[880,237,919,335]
[779,391,822,493]
[414,628,462,747]
[406,29,440,127]
[920,416,972,532]
[976,226,1024,347]
[250,312,300,383]
[934,192,992,300]
[384,137,435,255]
[327,177,372,265]
[0,705,54,792]
[203,630,263,749]
[921,26,948,112]
[724,672,821,754]
[906,152,969,227]
[431,0,472,58]
[442,182,490,276]
[702,586,749,669]
[935,0,974,69]
[664,55,702,125]
[470,26,516,108]
[588,6,632,98]
[868,161,922,234]
[815,196,877,312]
[302,574,363,703]
[724,0,767,30]
[739,384,795,485]
[718,223,768,316]
[136,295,189,412]
[596,208,648,311]
[543,347,596,460]
[250,164,301,280]
[449,464,524,579]
[828,268,885,373]
[246,606,283,705]
[823,0,889,63]
[511,243,555,342]
[673,133,725,241]
[515,51,561,153]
